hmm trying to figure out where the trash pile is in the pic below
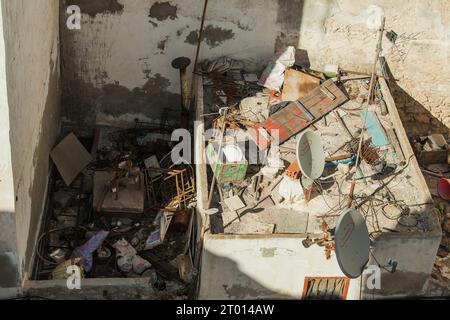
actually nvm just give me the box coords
[200,46,432,246]
[432,203,450,291]
[413,133,450,291]
[35,120,196,297]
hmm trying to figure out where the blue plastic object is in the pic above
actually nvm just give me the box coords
[360,111,389,147]
[71,230,109,272]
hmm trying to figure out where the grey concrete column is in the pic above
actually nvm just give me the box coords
[0,4,20,299]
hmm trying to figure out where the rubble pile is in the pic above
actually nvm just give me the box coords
[200,47,435,254]
[35,121,197,298]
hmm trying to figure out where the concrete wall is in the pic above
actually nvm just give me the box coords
[60,0,449,136]
[0,0,61,287]
[0,2,19,297]
[199,235,361,300]
[298,0,450,138]
[199,232,442,299]
[362,232,442,299]
[59,0,303,127]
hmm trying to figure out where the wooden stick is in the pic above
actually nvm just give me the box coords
[368,17,386,105]
[207,108,228,210]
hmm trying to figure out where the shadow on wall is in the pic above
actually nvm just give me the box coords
[60,0,306,128]
[383,61,449,139]
[200,248,297,300]
[274,0,304,52]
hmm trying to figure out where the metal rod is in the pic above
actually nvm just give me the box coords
[172,57,192,116]
[348,17,386,207]
[368,17,386,105]
[193,0,209,76]
[207,108,228,210]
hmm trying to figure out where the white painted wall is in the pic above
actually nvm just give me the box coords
[61,0,449,137]
[199,235,361,300]
[1,0,61,280]
[59,0,300,125]
[0,4,15,224]
[0,1,20,295]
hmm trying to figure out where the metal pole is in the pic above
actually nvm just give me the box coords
[206,108,228,210]
[348,17,386,208]
[172,57,192,112]
[193,0,209,76]
[368,17,386,105]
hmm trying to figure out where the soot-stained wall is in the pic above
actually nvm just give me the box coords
[60,0,303,127]
[1,0,61,283]
[61,0,449,137]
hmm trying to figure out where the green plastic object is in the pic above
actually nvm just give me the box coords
[206,143,248,185]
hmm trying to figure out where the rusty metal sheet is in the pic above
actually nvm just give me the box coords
[253,80,348,149]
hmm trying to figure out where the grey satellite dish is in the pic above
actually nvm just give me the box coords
[296,131,325,181]
[334,208,370,279]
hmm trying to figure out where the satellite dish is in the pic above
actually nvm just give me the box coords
[334,209,370,279]
[296,131,325,181]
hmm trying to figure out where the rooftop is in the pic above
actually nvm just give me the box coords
[198,62,440,239]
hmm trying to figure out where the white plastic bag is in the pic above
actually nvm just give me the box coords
[258,46,296,91]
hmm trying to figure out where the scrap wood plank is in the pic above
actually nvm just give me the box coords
[282,68,321,102]
[252,80,349,149]
[50,132,93,186]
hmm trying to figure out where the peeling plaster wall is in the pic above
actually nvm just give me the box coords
[61,0,448,136]
[60,0,303,127]
[0,3,19,295]
[1,0,61,282]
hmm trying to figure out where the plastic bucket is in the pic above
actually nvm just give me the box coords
[437,178,450,200]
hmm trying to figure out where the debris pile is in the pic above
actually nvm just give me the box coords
[413,133,450,292]
[35,121,197,298]
[199,46,434,256]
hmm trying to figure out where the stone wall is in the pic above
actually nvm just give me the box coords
[298,0,450,138]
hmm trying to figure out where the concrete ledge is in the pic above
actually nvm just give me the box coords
[24,278,185,300]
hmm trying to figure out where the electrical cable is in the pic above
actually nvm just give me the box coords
[36,226,89,266]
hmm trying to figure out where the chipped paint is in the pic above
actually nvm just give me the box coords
[149,2,178,21]
[65,0,124,18]
[157,36,170,52]
[260,248,277,258]
[185,25,235,48]
[222,283,274,299]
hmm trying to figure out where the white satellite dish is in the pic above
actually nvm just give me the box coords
[296,131,325,181]
[334,209,370,279]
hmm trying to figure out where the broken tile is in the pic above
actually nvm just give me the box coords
[223,195,246,212]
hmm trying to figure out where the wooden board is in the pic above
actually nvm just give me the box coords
[50,133,93,186]
[282,68,321,102]
[253,80,349,149]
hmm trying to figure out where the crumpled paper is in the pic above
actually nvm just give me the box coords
[258,46,296,92]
